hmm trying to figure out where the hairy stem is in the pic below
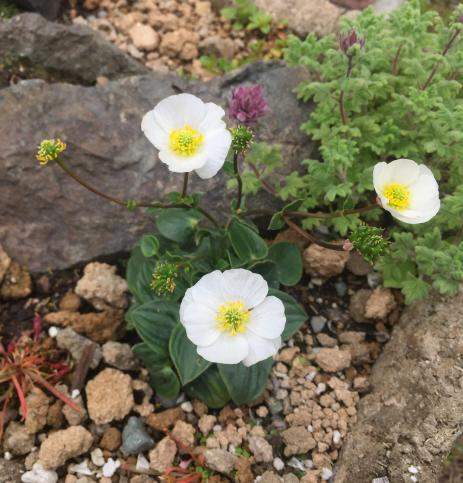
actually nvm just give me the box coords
[248,161,277,196]
[233,152,243,210]
[339,56,353,125]
[284,217,346,251]
[421,29,460,90]
[392,42,404,75]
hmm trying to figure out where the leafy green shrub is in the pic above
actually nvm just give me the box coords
[238,0,463,302]
[221,0,274,34]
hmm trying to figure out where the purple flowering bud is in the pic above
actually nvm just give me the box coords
[228,84,269,126]
[339,28,365,55]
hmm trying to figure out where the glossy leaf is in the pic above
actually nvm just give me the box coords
[218,358,273,405]
[169,323,211,385]
[250,260,280,288]
[268,288,307,340]
[185,365,230,408]
[140,235,160,258]
[228,219,268,263]
[156,208,203,243]
[268,242,303,286]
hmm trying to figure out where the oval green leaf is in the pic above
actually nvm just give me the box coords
[140,235,160,258]
[185,365,231,408]
[156,208,203,244]
[228,219,268,263]
[268,242,303,286]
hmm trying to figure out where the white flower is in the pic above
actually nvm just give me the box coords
[141,93,232,179]
[373,159,440,224]
[180,269,286,366]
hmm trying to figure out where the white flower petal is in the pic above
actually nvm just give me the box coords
[188,271,225,310]
[158,150,207,173]
[389,199,440,224]
[242,334,281,367]
[373,162,387,192]
[197,333,249,364]
[141,110,169,150]
[220,269,268,308]
[248,296,286,339]
[199,103,227,131]
[180,295,221,346]
[195,128,232,179]
[152,93,207,131]
[383,158,420,185]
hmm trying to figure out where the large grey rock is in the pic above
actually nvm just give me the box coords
[335,288,463,483]
[0,61,315,271]
[11,0,63,20]
[0,13,147,85]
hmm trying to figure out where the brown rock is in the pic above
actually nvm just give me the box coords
[86,368,134,424]
[303,244,349,279]
[338,331,366,344]
[3,421,35,456]
[192,399,208,417]
[100,427,122,452]
[24,387,50,434]
[365,288,397,320]
[315,348,351,372]
[199,35,235,60]
[235,456,254,483]
[39,426,93,469]
[44,309,125,343]
[47,400,65,429]
[171,420,195,447]
[282,426,316,456]
[317,333,338,347]
[59,291,82,311]
[75,262,128,310]
[0,244,12,284]
[204,449,237,476]
[180,42,199,61]
[348,289,372,323]
[149,436,177,473]
[0,261,32,299]
[259,471,282,483]
[160,29,198,56]
[129,23,159,51]
[346,250,372,276]
[145,407,185,431]
[248,435,273,462]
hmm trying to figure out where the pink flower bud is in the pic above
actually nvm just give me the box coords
[229,84,269,126]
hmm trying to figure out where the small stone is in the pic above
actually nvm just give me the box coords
[102,341,138,370]
[267,397,283,415]
[199,35,235,59]
[59,291,82,312]
[90,448,105,466]
[248,436,273,463]
[122,416,154,455]
[75,262,128,310]
[39,426,93,469]
[321,467,333,480]
[192,399,208,417]
[278,347,300,363]
[338,331,366,344]
[365,288,397,320]
[160,29,198,56]
[348,289,372,323]
[303,244,349,279]
[282,427,316,456]
[315,348,351,372]
[145,407,185,431]
[100,427,122,452]
[0,245,11,284]
[48,326,59,338]
[171,420,195,447]
[317,333,337,347]
[273,457,285,471]
[181,401,193,413]
[56,328,102,369]
[235,456,254,483]
[62,387,87,426]
[24,387,50,434]
[334,281,347,297]
[310,315,327,333]
[198,415,217,434]
[204,449,237,475]
[130,477,155,483]
[0,262,32,299]
[3,422,35,456]
[22,463,58,483]
[346,250,372,276]
[129,23,159,51]
[256,406,269,418]
[103,458,120,477]
[86,368,134,424]
[149,437,177,473]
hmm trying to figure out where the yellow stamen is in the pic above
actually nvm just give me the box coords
[216,301,250,336]
[383,183,411,210]
[169,125,203,157]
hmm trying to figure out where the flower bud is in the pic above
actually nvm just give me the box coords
[349,224,388,263]
[150,262,178,296]
[231,125,254,154]
[36,138,67,165]
[339,29,365,56]
[229,84,269,126]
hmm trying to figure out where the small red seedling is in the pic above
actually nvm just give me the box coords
[0,314,80,440]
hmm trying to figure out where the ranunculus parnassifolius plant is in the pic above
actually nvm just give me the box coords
[180,269,285,366]
[141,93,232,179]
[374,159,440,224]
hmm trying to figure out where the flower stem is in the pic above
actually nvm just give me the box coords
[233,152,243,210]
[339,56,353,125]
[421,28,460,90]
[248,161,277,196]
[283,217,346,251]
[392,42,404,75]
[181,172,189,198]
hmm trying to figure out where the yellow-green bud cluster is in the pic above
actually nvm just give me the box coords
[231,125,253,154]
[349,224,389,263]
[150,262,178,296]
[36,138,67,165]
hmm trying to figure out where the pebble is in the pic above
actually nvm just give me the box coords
[100,427,122,452]
[102,341,138,370]
[103,458,120,477]
[310,315,327,333]
[21,463,58,483]
[321,467,333,480]
[56,327,102,369]
[334,280,348,297]
[181,401,193,413]
[149,437,177,473]
[273,457,285,471]
[315,348,352,372]
[136,453,150,472]
[122,416,154,455]
[48,326,59,337]
[129,23,159,51]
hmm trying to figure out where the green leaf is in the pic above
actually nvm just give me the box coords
[228,219,268,263]
[402,275,431,304]
[156,208,203,243]
[218,358,273,405]
[250,260,280,288]
[140,235,160,258]
[268,242,303,286]
[185,365,230,408]
[126,247,159,304]
[268,212,285,230]
[126,301,179,355]
[268,289,307,340]
[169,323,211,385]
[133,343,181,400]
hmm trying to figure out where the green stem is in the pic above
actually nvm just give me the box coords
[339,56,353,125]
[233,152,243,211]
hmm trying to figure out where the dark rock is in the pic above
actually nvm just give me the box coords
[0,13,147,85]
[0,61,315,271]
[12,0,63,19]
[122,416,154,455]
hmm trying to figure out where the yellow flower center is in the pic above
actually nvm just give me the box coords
[383,183,411,210]
[169,125,203,157]
[216,301,250,336]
